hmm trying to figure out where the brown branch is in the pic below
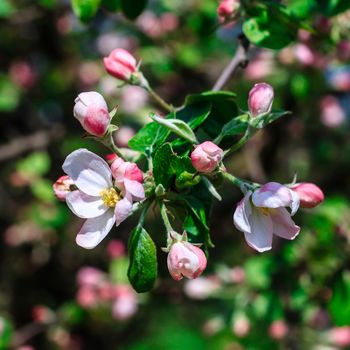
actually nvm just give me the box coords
[212,39,248,91]
[0,126,65,162]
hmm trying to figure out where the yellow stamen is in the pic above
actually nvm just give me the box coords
[260,207,271,216]
[100,188,120,208]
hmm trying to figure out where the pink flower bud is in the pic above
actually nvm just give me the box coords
[320,95,345,128]
[248,83,274,117]
[191,141,223,173]
[105,153,117,164]
[73,91,111,136]
[103,48,137,81]
[167,241,207,281]
[291,183,324,209]
[217,0,240,23]
[111,157,143,183]
[53,175,74,201]
[269,320,288,340]
[329,327,350,347]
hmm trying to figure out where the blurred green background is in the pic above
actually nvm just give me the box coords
[1,0,350,349]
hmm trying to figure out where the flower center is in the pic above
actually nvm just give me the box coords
[260,207,271,216]
[100,188,120,208]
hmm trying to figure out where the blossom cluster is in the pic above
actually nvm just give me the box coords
[53,47,324,291]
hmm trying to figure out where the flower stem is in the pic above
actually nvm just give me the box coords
[160,201,174,233]
[100,131,125,159]
[138,74,173,113]
[223,125,254,159]
[220,170,258,191]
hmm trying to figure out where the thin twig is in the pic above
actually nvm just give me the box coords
[212,42,248,91]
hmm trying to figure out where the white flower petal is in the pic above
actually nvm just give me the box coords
[233,191,252,234]
[123,179,145,201]
[289,188,300,215]
[78,91,108,109]
[244,208,273,252]
[271,208,300,240]
[63,149,112,196]
[115,197,133,226]
[252,182,292,209]
[76,210,115,249]
[66,190,107,219]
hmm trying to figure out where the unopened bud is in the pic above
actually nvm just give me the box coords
[248,83,274,117]
[190,141,223,173]
[73,91,111,136]
[167,241,207,281]
[217,0,240,23]
[291,182,324,208]
[103,48,137,82]
[53,175,74,201]
[110,157,143,184]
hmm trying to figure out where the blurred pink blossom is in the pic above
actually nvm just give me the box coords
[160,13,179,32]
[320,95,345,128]
[77,267,105,287]
[78,62,102,87]
[229,266,245,284]
[329,327,350,347]
[113,126,135,148]
[76,286,99,308]
[245,52,274,80]
[112,285,138,320]
[9,61,37,89]
[269,320,288,340]
[107,239,125,259]
[184,276,221,299]
[232,315,250,337]
[120,86,148,113]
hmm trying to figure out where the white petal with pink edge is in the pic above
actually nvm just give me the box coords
[123,179,145,201]
[63,149,112,196]
[233,191,252,234]
[115,197,133,226]
[271,208,300,240]
[66,190,107,219]
[76,210,116,249]
[243,208,273,252]
[252,182,292,209]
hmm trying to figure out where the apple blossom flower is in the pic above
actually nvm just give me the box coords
[232,315,250,337]
[62,149,145,249]
[291,183,324,209]
[167,241,207,281]
[73,91,111,137]
[248,83,274,117]
[53,175,74,201]
[107,239,125,259]
[233,182,300,252]
[217,0,240,23]
[77,267,105,287]
[103,48,137,82]
[190,141,223,173]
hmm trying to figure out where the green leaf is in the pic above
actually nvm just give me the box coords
[0,76,20,112]
[186,91,238,139]
[0,317,12,350]
[153,143,174,189]
[150,114,198,144]
[102,0,121,11]
[243,4,299,49]
[251,110,291,129]
[215,114,249,143]
[121,0,147,19]
[71,0,101,22]
[176,102,211,130]
[329,271,350,325]
[128,121,170,153]
[17,151,51,176]
[285,0,317,19]
[0,0,16,17]
[128,226,157,293]
[318,0,350,16]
